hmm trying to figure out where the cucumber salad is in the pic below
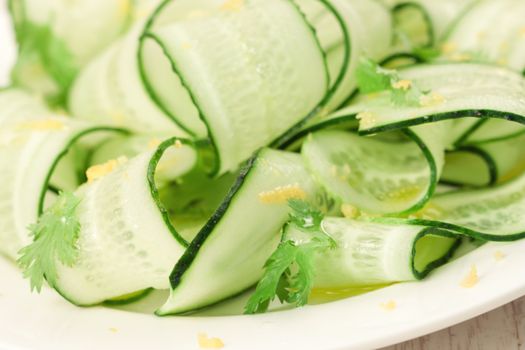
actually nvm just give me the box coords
[2,0,525,316]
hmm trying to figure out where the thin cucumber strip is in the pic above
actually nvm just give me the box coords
[141,0,328,174]
[301,129,437,215]
[104,288,154,306]
[374,169,525,241]
[392,2,434,49]
[48,144,86,192]
[137,0,221,137]
[0,88,53,127]
[89,135,235,241]
[463,118,525,145]
[443,0,525,72]
[392,0,478,47]
[86,134,202,186]
[159,169,239,242]
[322,0,392,111]
[284,218,458,288]
[479,133,525,184]
[441,148,496,187]
[443,133,525,187]
[157,149,320,315]
[0,117,125,260]
[88,135,166,166]
[276,0,394,143]
[53,139,198,305]
[450,117,486,147]
[294,0,346,89]
[381,52,424,69]
[295,114,451,215]
[10,0,135,103]
[18,0,133,66]
[343,64,525,135]
[285,62,525,152]
[69,25,187,136]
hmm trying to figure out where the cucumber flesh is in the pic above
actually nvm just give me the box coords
[0,117,123,260]
[158,149,319,315]
[142,0,328,173]
[284,218,457,288]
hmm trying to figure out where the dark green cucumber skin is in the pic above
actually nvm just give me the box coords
[392,2,435,48]
[375,181,525,242]
[441,146,498,187]
[103,288,154,306]
[146,137,194,247]
[360,110,525,147]
[166,154,258,291]
[410,228,461,280]
[39,127,130,215]
[38,127,130,307]
[453,119,488,147]
[284,109,525,140]
[272,0,352,149]
[50,135,192,307]
[279,91,525,240]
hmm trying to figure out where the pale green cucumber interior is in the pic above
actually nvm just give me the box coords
[441,150,492,187]
[393,3,432,49]
[302,129,431,215]
[412,232,457,275]
[159,169,237,242]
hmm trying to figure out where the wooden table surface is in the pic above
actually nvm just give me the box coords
[382,296,525,350]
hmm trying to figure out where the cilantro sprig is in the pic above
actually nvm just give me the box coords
[356,57,427,106]
[18,191,82,292]
[244,200,336,314]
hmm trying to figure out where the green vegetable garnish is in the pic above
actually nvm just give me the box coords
[244,200,336,314]
[18,191,82,292]
[356,57,426,106]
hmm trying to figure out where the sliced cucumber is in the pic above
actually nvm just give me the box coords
[54,139,198,305]
[0,88,53,127]
[373,169,525,241]
[321,0,392,110]
[10,0,135,102]
[285,218,458,288]
[342,64,525,135]
[463,118,525,144]
[443,0,525,72]
[393,2,434,49]
[441,148,495,187]
[392,0,478,48]
[443,133,525,187]
[302,130,432,215]
[158,149,319,315]
[141,0,328,173]
[69,25,187,136]
[0,117,124,260]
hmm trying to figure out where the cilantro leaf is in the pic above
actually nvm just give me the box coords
[244,200,336,314]
[356,57,393,94]
[288,199,324,231]
[390,82,425,107]
[356,57,428,107]
[17,191,82,292]
[244,241,298,314]
[286,246,315,307]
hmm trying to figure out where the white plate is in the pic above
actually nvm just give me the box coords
[1,3,525,350]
